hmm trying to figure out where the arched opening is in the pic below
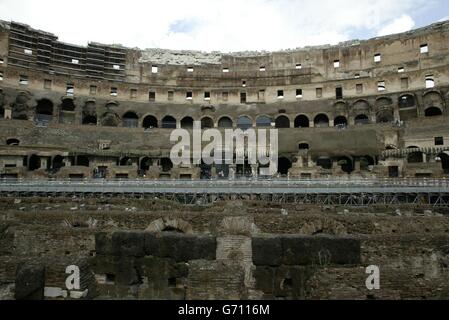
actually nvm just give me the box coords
[294,115,310,128]
[278,157,292,175]
[0,106,5,118]
[360,156,374,171]
[60,99,75,112]
[35,99,53,122]
[407,147,424,163]
[77,155,90,167]
[399,95,416,108]
[140,157,152,171]
[143,115,158,129]
[161,158,173,172]
[119,157,132,166]
[218,117,233,128]
[355,114,370,125]
[162,116,176,129]
[437,153,449,174]
[52,155,65,171]
[298,143,310,150]
[314,114,329,128]
[123,112,139,128]
[6,138,20,146]
[28,155,41,171]
[334,116,348,127]
[82,115,97,125]
[181,117,194,129]
[376,110,394,123]
[425,107,442,117]
[338,157,354,173]
[201,117,214,129]
[275,116,290,128]
[256,116,272,127]
[316,157,332,170]
[101,111,120,127]
[237,116,252,130]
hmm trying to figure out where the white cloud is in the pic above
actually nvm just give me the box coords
[0,0,437,52]
[376,14,416,36]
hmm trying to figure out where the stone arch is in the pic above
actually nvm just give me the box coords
[334,101,348,115]
[314,114,329,127]
[140,157,153,171]
[28,154,41,171]
[35,99,54,122]
[122,111,139,128]
[180,116,194,129]
[407,146,424,163]
[201,116,214,129]
[376,109,394,123]
[351,99,371,115]
[146,218,193,234]
[354,114,370,125]
[437,153,449,174]
[334,116,348,127]
[337,156,354,173]
[6,138,20,146]
[101,111,121,127]
[52,155,65,171]
[12,92,30,120]
[399,94,416,109]
[237,115,253,130]
[294,114,310,128]
[424,106,443,117]
[119,157,132,166]
[82,100,97,125]
[256,115,272,127]
[375,97,393,108]
[161,116,177,129]
[218,116,233,128]
[60,98,76,112]
[143,115,158,129]
[423,91,444,109]
[275,115,290,128]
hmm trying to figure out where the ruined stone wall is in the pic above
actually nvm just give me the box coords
[1,198,449,300]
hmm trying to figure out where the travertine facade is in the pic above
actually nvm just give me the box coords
[0,20,449,180]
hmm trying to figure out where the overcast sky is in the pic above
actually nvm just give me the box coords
[0,0,448,52]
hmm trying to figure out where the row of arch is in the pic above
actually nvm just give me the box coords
[23,95,445,128]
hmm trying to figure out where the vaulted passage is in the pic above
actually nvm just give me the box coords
[123,112,139,128]
[162,116,177,129]
[275,116,290,128]
[237,116,252,130]
[143,115,158,129]
[35,99,53,123]
[294,115,309,128]
[201,117,214,129]
[355,114,370,125]
[425,107,443,117]
[181,117,194,129]
[83,115,97,125]
[334,116,347,127]
[314,114,329,128]
[218,117,233,128]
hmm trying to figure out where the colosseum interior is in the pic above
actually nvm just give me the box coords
[1,19,449,301]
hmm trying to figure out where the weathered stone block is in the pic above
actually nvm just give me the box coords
[282,236,361,266]
[95,232,113,256]
[14,264,45,300]
[252,236,282,266]
[112,231,145,257]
